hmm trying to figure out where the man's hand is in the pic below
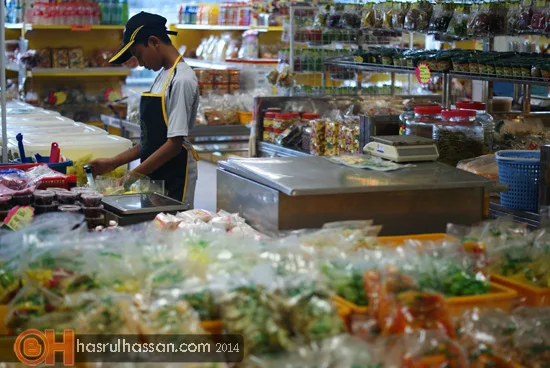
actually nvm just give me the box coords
[89,158,117,176]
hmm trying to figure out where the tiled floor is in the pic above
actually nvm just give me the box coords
[194,161,218,212]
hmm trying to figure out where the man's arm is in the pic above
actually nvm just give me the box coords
[90,144,141,176]
[131,137,183,176]
[112,144,141,167]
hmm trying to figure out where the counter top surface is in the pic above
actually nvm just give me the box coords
[218,156,492,196]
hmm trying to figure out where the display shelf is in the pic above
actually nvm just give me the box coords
[184,58,236,70]
[5,23,24,29]
[27,24,125,31]
[174,24,250,31]
[30,67,131,77]
[324,60,445,77]
[448,71,550,87]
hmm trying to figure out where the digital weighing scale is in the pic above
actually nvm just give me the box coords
[364,135,439,163]
[102,192,189,226]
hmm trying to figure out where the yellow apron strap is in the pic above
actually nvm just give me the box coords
[190,146,200,161]
[161,55,183,92]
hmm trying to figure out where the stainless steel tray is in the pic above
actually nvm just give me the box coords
[102,192,188,215]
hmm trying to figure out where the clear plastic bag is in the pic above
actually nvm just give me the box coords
[457,154,499,181]
[446,3,471,39]
[428,2,454,33]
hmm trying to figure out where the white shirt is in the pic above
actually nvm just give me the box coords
[149,62,199,138]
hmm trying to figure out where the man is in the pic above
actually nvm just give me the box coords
[90,12,199,206]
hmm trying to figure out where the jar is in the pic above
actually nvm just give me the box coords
[456,101,494,153]
[273,114,292,131]
[0,196,12,211]
[58,205,82,214]
[287,113,301,125]
[33,190,55,206]
[263,112,277,138]
[301,113,320,123]
[404,106,443,139]
[80,193,103,207]
[56,191,79,205]
[302,126,312,153]
[434,110,484,167]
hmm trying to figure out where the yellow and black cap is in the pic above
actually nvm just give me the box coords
[109,12,178,65]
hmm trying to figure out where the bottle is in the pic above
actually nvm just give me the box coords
[97,0,105,24]
[120,0,128,23]
[178,4,183,24]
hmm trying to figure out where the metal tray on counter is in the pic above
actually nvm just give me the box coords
[102,192,188,216]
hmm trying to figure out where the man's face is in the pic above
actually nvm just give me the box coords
[131,38,163,71]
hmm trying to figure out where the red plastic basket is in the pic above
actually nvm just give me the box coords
[0,163,77,190]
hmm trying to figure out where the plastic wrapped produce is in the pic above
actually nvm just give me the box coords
[457,154,499,181]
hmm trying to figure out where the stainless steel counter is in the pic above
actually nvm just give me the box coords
[217,157,492,236]
[219,157,490,196]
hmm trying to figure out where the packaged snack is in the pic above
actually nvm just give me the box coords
[52,48,70,69]
[325,120,341,156]
[404,1,433,31]
[36,49,52,68]
[33,190,55,206]
[429,2,455,33]
[309,119,326,156]
[392,2,410,30]
[68,48,85,69]
[361,3,376,28]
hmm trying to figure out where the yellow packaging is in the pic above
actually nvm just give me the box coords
[325,120,341,156]
[310,119,326,156]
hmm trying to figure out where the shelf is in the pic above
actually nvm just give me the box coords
[174,24,250,31]
[448,71,550,87]
[173,24,283,32]
[30,67,132,77]
[190,125,250,138]
[258,142,310,158]
[185,58,236,70]
[26,24,125,31]
[324,60,444,77]
[5,23,24,29]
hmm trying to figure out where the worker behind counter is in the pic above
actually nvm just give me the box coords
[90,12,199,207]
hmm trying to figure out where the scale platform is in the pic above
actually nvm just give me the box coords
[364,135,439,163]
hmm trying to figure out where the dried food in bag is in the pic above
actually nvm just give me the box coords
[52,48,70,68]
[530,0,549,32]
[325,120,341,156]
[519,0,534,30]
[309,119,326,156]
[68,48,85,69]
[405,2,433,31]
[429,2,455,33]
[361,3,376,28]
[446,4,471,39]
[36,49,52,68]
[340,5,362,29]
[392,2,410,30]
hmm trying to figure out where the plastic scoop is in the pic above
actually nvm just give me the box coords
[16,133,27,163]
[49,142,60,163]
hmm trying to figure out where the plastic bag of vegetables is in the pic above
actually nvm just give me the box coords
[510,307,550,367]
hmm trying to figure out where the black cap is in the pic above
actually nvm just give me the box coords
[109,12,177,65]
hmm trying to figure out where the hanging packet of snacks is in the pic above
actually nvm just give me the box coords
[392,1,410,30]
[446,3,471,40]
[530,0,549,33]
[361,1,376,28]
[404,0,433,31]
[507,0,523,34]
[428,1,455,34]
[309,119,327,156]
[519,0,535,31]
[340,5,362,29]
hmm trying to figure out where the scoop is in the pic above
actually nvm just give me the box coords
[83,164,96,189]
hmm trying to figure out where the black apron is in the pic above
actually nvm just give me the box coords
[139,55,199,202]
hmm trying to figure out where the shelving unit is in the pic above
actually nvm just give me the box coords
[29,67,132,78]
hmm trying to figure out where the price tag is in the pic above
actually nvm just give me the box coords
[71,25,92,32]
[3,206,34,231]
[415,62,432,84]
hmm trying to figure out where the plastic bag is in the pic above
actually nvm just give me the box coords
[446,3,471,39]
[428,2,454,33]
[457,154,499,181]
[126,88,141,124]
[404,1,433,31]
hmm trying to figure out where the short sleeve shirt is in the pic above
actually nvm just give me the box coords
[149,62,199,138]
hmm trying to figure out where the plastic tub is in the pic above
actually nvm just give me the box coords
[58,205,82,214]
[56,191,79,204]
[5,115,72,126]
[33,190,55,206]
[81,193,103,207]
[7,134,132,162]
[84,205,104,218]
[12,194,32,206]
[490,97,513,112]
[0,196,12,211]
[491,274,550,306]
[1,122,107,139]
[34,204,57,215]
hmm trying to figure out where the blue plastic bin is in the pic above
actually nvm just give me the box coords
[496,150,540,212]
[15,157,73,174]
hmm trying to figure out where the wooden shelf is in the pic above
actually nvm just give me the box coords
[30,67,131,77]
[174,24,250,31]
[24,24,125,31]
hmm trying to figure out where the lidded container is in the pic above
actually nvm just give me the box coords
[456,101,494,153]
[434,110,484,167]
[403,106,444,139]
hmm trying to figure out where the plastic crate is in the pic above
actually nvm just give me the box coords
[201,320,223,335]
[16,156,73,174]
[378,233,451,247]
[496,150,540,211]
[0,163,77,190]
[332,295,369,315]
[491,274,550,306]
[446,282,519,317]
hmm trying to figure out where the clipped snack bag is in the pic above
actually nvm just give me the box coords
[309,119,326,156]
[325,120,341,156]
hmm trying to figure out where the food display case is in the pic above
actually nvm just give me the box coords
[217,156,492,235]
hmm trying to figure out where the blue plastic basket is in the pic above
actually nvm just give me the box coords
[496,150,540,212]
[13,157,73,174]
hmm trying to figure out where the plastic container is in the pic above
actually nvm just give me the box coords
[0,196,12,211]
[446,282,518,317]
[58,205,82,214]
[5,115,71,127]
[490,97,513,112]
[434,110,484,167]
[56,191,79,205]
[34,204,57,215]
[80,193,103,207]
[0,163,77,190]
[456,101,494,153]
[404,106,443,139]
[1,121,107,140]
[496,150,540,212]
[33,190,55,206]
[86,216,104,230]
[333,295,369,316]
[7,135,133,162]
[84,205,104,218]
[377,233,451,247]
[12,194,32,206]
[302,113,320,122]
[263,112,277,131]
[237,111,252,125]
[491,274,550,306]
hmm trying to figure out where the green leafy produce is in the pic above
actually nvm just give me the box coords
[320,262,368,306]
